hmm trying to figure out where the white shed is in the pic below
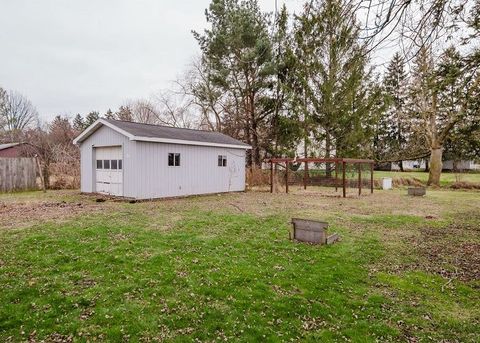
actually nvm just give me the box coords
[73,119,251,199]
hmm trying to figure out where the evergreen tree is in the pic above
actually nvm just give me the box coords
[193,0,275,167]
[439,48,480,166]
[84,111,100,127]
[105,109,114,119]
[73,114,85,132]
[381,52,409,170]
[269,4,302,157]
[293,0,378,168]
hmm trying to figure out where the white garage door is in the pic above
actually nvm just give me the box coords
[95,146,123,196]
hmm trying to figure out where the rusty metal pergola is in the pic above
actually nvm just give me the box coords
[266,157,375,198]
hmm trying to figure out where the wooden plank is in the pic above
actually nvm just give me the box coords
[296,158,342,163]
[342,158,375,163]
[285,162,289,194]
[358,164,362,196]
[291,218,329,244]
[0,157,38,192]
[370,163,374,194]
[303,161,308,190]
[292,218,328,231]
[342,162,346,198]
[335,162,338,192]
[270,161,273,193]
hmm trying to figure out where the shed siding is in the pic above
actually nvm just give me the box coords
[79,125,247,199]
[132,141,245,199]
[80,125,136,197]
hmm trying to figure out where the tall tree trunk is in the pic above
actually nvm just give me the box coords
[399,160,404,172]
[427,147,443,186]
[251,118,260,167]
[245,117,252,167]
[249,93,261,168]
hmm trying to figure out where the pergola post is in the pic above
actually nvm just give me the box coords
[370,162,374,194]
[342,161,346,198]
[358,163,362,196]
[285,162,289,194]
[335,162,338,192]
[303,161,308,190]
[270,161,273,193]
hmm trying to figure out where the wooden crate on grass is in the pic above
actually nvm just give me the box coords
[290,218,339,245]
[408,187,426,196]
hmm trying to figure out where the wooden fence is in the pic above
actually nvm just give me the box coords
[0,157,38,192]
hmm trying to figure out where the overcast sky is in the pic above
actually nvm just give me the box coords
[0,0,307,122]
[0,1,397,123]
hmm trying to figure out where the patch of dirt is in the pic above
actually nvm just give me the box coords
[413,223,480,282]
[0,200,105,229]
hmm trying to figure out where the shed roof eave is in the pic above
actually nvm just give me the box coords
[131,136,251,149]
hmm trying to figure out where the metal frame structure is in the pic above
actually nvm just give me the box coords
[266,157,375,198]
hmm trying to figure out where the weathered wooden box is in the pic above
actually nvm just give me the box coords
[290,218,339,245]
[408,187,426,196]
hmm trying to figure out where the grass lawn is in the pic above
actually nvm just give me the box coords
[373,170,480,187]
[0,188,479,342]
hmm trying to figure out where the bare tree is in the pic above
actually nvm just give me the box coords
[0,88,7,131]
[0,89,38,133]
[358,0,471,56]
[152,90,199,129]
[129,99,159,124]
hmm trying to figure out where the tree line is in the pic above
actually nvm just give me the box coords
[1,0,479,188]
[188,0,480,185]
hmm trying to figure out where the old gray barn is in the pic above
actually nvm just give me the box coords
[73,119,251,199]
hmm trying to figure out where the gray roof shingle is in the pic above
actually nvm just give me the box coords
[104,119,250,147]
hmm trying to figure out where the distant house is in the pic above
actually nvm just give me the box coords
[73,119,251,199]
[442,160,480,171]
[0,143,27,158]
[389,159,479,171]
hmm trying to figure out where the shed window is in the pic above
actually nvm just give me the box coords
[111,160,118,170]
[103,160,110,169]
[168,153,180,166]
[118,160,123,170]
[218,155,227,167]
[96,160,103,169]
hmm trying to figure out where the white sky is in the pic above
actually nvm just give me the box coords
[0,0,393,122]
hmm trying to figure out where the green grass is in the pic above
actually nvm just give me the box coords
[374,170,480,186]
[0,190,479,341]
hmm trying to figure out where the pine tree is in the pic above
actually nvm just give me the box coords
[105,109,114,119]
[382,52,409,170]
[84,111,100,127]
[439,47,480,166]
[193,0,275,167]
[293,0,378,166]
[269,4,302,157]
[73,114,85,132]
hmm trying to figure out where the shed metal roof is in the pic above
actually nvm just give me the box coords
[0,142,23,151]
[73,119,251,149]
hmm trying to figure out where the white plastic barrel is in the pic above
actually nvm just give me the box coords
[382,177,393,190]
